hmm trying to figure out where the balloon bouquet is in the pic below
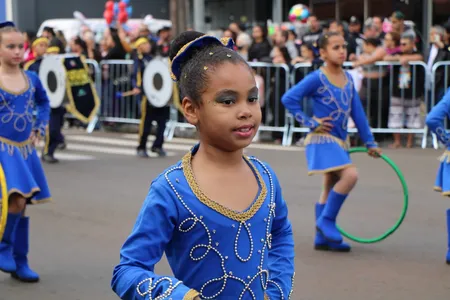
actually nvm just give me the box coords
[103,0,133,27]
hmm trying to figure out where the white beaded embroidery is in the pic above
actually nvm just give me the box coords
[136,277,183,300]
[149,158,291,300]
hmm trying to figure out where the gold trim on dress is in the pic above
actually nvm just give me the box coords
[439,150,450,163]
[303,133,349,150]
[433,186,450,197]
[182,151,267,222]
[320,67,349,89]
[183,289,200,300]
[0,71,30,95]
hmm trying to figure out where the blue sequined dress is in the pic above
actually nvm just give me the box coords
[282,68,377,175]
[111,145,295,300]
[426,89,450,196]
[0,71,51,204]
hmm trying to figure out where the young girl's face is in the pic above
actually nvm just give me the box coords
[139,41,151,54]
[0,31,24,66]
[186,61,261,151]
[300,45,313,60]
[33,41,48,57]
[320,35,347,66]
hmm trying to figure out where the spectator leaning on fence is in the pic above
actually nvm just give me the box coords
[384,32,424,149]
[425,25,450,106]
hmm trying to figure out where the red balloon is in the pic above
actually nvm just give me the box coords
[118,11,128,24]
[105,0,114,11]
[104,10,113,24]
[119,1,127,11]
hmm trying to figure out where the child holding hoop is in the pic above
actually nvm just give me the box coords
[111,31,295,299]
[0,21,51,282]
[282,32,381,252]
[425,89,450,264]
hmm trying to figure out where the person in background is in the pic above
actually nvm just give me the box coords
[236,31,252,61]
[372,15,385,39]
[273,30,298,60]
[42,26,65,54]
[82,31,102,62]
[385,32,424,148]
[70,36,88,57]
[229,21,251,44]
[383,31,401,55]
[248,24,272,62]
[302,14,322,48]
[156,26,172,57]
[425,25,450,107]
[23,31,36,62]
[349,16,365,57]
[329,21,357,61]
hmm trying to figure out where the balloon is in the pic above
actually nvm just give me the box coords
[118,11,128,24]
[127,6,133,17]
[119,1,127,11]
[122,0,130,4]
[114,2,119,15]
[288,4,310,23]
[105,0,114,11]
[104,10,113,24]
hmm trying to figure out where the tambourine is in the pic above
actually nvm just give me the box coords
[39,55,66,108]
[143,58,173,107]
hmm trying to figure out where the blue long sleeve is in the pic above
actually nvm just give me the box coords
[28,72,50,138]
[426,89,450,146]
[281,72,320,129]
[350,84,378,149]
[111,181,199,300]
[265,164,295,299]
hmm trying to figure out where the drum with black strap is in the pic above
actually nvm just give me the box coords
[143,57,173,108]
[38,55,67,109]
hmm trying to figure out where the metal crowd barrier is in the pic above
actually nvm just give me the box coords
[80,58,450,149]
[288,61,429,148]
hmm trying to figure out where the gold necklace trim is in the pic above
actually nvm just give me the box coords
[182,151,267,222]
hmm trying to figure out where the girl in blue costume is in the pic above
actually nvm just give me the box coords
[282,32,382,251]
[111,31,295,299]
[0,22,51,282]
[425,89,450,265]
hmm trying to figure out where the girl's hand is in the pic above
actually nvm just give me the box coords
[368,147,382,158]
[313,116,334,133]
[29,131,40,147]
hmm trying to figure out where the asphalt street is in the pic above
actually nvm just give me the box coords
[1,130,449,300]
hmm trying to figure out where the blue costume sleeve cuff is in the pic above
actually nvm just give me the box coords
[136,277,194,299]
[365,141,379,149]
[294,112,319,129]
[33,123,47,138]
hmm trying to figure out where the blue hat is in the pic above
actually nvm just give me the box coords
[0,21,16,29]
[169,35,235,81]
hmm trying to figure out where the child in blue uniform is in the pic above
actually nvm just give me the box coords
[425,89,450,264]
[282,32,382,251]
[0,22,51,282]
[111,31,295,299]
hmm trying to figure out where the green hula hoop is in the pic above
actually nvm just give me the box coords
[336,147,409,244]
